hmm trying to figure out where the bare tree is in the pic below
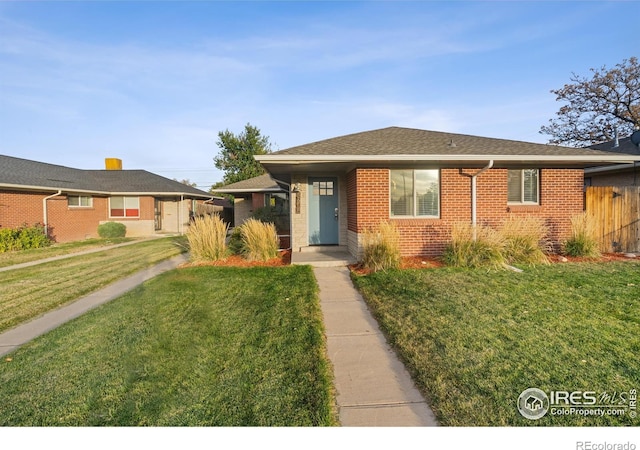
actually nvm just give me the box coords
[540,57,639,147]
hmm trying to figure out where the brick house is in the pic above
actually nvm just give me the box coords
[0,155,219,242]
[215,173,291,248]
[584,136,640,186]
[256,127,635,258]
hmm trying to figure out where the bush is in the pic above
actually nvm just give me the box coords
[240,218,279,262]
[0,224,51,252]
[442,222,506,269]
[227,227,244,255]
[500,216,550,265]
[187,215,228,262]
[361,221,401,272]
[97,222,127,239]
[564,213,601,258]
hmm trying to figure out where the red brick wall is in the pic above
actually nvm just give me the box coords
[1,191,158,242]
[347,168,584,256]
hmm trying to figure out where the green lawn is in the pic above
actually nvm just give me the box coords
[0,237,135,268]
[0,266,336,426]
[352,261,640,426]
[0,236,186,333]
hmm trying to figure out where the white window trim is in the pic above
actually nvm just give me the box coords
[389,169,440,218]
[507,169,540,205]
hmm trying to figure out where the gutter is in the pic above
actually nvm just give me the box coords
[470,161,494,240]
[43,190,63,237]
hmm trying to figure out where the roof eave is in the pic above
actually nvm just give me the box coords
[256,154,637,164]
[0,184,213,198]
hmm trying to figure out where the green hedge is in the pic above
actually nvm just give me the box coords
[97,222,127,238]
[0,224,51,252]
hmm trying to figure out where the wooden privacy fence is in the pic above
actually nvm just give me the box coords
[585,186,640,253]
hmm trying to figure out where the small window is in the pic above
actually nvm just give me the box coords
[508,169,539,204]
[110,196,140,217]
[312,181,334,196]
[68,195,92,207]
[390,169,439,217]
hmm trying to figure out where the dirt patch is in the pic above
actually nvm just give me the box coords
[549,253,637,263]
[181,250,292,268]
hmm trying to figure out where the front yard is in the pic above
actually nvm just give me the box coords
[352,260,640,426]
[0,266,336,426]
[0,237,185,333]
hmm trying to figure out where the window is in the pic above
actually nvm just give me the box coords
[508,169,539,204]
[390,169,439,217]
[110,196,140,217]
[68,195,92,207]
[312,181,334,196]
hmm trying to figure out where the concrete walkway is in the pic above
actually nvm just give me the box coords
[314,266,438,426]
[0,253,188,357]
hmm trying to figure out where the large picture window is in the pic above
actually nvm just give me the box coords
[390,169,439,217]
[508,169,539,204]
[110,196,140,217]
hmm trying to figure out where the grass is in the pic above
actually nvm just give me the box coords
[186,215,228,262]
[240,218,279,262]
[352,261,640,426]
[564,212,601,258]
[361,221,401,272]
[0,237,134,268]
[0,266,336,426]
[0,236,185,333]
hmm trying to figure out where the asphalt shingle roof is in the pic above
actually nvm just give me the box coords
[271,126,627,157]
[0,155,212,198]
[214,173,285,192]
[588,137,640,156]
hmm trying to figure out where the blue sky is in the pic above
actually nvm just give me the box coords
[0,1,638,190]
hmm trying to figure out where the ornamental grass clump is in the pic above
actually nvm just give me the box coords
[564,212,601,258]
[240,218,279,262]
[361,221,401,272]
[442,222,506,269]
[187,214,228,262]
[500,216,550,265]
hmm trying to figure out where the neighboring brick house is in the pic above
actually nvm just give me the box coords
[215,173,291,248]
[584,136,640,186]
[0,155,218,242]
[256,127,636,258]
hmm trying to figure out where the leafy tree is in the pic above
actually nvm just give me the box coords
[213,123,272,184]
[173,178,198,188]
[540,57,639,146]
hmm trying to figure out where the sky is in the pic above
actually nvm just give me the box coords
[0,0,638,191]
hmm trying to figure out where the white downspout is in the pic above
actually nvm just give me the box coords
[179,195,184,235]
[471,160,494,240]
[43,190,63,237]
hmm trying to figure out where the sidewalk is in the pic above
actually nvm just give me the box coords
[0,253,188,357]
[313,266,438,426]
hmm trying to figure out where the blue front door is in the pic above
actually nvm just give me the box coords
[308,177,339,245]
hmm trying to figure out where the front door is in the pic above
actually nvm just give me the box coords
[154,198,162,231]
[308,177,339,245]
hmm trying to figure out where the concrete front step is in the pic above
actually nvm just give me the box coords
[298,245,349,253]
[291,249,356,267]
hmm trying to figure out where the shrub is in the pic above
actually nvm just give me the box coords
[240,218,279,262]
[442,222,506,269]
[227,227,244,255]
[186,215,228,262]
[500,216,550,265]
[564,213,601,258]
[0,224,51,252]
[361,221,401,272]
[97,222,127,239]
